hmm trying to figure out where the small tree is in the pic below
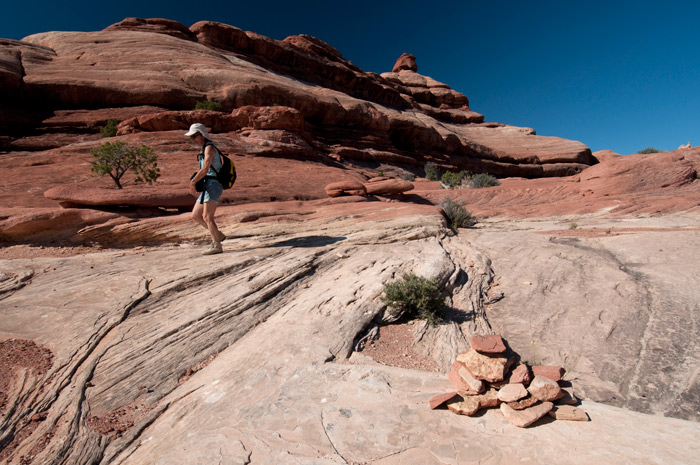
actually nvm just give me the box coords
[91,141,160,189]
[99,118,119,138]
[637,147,663,154]
[194,100,223,111]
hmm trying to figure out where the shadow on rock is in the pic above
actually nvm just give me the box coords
[264,235,346,248]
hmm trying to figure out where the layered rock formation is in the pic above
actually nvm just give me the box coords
[2,17,594,181]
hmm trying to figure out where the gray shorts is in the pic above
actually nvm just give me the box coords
[198,178,223,204]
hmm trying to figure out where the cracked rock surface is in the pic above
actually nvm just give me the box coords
[1,209,700,464]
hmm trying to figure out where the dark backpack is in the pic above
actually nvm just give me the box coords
[197,142,237,189]
[215,150,237,189]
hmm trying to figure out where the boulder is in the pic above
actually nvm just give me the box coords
[470,334,506,354]
[532,365,565,382]
[557,387,579,405]
[364,179,414,196]
[548,405,589,421]
[448,361,485,395]
[497,383,529,403]
[456,349,511,383]
[324,180,367,198]
[500,402,554,428]
[392,53,417,73]
[527,375,562,402]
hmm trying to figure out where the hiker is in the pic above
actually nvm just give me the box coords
[186,123,226,255]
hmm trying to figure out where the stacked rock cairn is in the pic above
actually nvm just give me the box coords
[429,334,588,428]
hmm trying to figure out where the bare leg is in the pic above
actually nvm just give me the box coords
[202,201,222,242]
[191,201,208,231]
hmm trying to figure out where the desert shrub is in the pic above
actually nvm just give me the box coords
[440,170,470,189]
[424,162,441,181]
[99,119,119,138]
[381,273,445,326]
[440,195,477,230]
[637,147,663,154]
[194,100,223,111]
[469,173,500,188]
[569,222,579,230]
[398,171,416,181]
[91,141,160,189]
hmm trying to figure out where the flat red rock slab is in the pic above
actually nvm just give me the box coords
[428,392,459,409]
[470,334,506,354]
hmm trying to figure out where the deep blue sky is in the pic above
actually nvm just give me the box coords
[3,0,698,154]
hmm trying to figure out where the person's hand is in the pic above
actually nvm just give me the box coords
[189,181,198,197]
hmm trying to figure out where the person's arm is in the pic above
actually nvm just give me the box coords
[189,145,216,195]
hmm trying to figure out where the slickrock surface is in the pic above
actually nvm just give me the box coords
[2,208,700,464]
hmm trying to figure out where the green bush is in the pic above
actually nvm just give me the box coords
[637,147,663,154]
[91,141,160,189]
[381,273,445,326]
[99,119,119,138]
[469,173,500,188]
[441,170,470,189]
[440,195,477,230]
[424,162,441,181]
[194,100,223,111]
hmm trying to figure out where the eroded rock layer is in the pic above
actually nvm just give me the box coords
[2,17,594,178]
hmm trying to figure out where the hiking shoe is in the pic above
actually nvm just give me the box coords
[202,241,223,255]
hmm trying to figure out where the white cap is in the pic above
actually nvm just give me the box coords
[184,123,210,139]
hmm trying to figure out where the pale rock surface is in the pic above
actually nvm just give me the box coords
[464,214,700,420]
[2,202,700,463]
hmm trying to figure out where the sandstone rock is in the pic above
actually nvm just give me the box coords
[508,364,532,385]
[324,180,367,198]
[230,105,305,132]
[428,392,458,410]
[392,52,417,73]
[44,186,194,209]
[448,361,484,395]
[364,179,414,196]
[117,110,239,135]
[456,349,511,383]
[500,402,554,428]
[506,395,539,411]
[447,395,481,416]
[528,375,563,402]
[498,383,528,402]
[105,17,197,41]
[557,387,579,405]
[532,365,565,382]
[470,334,506,354]
[548,405,589,421]
[476,387,501,408]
